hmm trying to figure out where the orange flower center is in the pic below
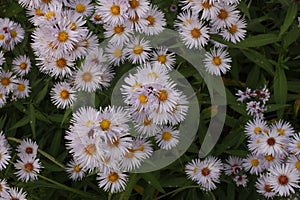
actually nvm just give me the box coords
[76,3,86,13]
[60,89,70,100]
[218,9,228,20]
[191,28,201,38]
[162,131,172,141]
[108,172,119,182]
[56,58,67,68]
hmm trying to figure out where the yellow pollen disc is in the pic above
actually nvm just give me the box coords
[133,45,143,55]
[100,119,111,131]
[218,9,228,20]
[60,89,70,100]
[82,72,92,82]
[297,141,300,149]
[113,48,122,58]
[278,128,285,135]
[295,161,300,170]
[84,144,96,155]
[57,31,69,42]
[74,165,81,172]
[35,8,44,16]
[162,131,172,141]
[85,120,93,127]
[17,84,25,92]
[94,14,101,21]
[111,5,120,15]
[157,55,167,64]
[192,167,197,174]
[251,159,259,167]
[229,24,237,34]
[45,11,55,20]
[56,58,67,68]
[265,155,274,162]
[212,56,222,66]
[129,0,140,9]
[0,34,4,40]
[108,172,119,182]
[185,19,191,24]
[10,30,17,38]
[114,25,124,34]
[202,1,211,9]
[139,94,148,104]
[158,90,168,101]
[143,117,152,126]
[76,3,86,13]
[1,77,10,86]
[135,144,144,152]
[19,62,27,70]
[24,163,33,172]
[148,72,159,79]
[125,150,135,158]
[254,127,262,134]
[190,28,201,38]
[146,15,155,26]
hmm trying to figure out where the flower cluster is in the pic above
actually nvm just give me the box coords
[0,182,27,200]
[236,85,270,119]
[0,18,24,51]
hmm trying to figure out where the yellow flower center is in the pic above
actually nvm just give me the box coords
[17,84,25,92]
[108,172,119,182]
[94,14,101,21]
[229,24,237,34]
[213,56,222,66]
[113,48,122,58]
[74,165,81,172]
[146,15,155,26]
[202,1,211,9]
[190,28,201,38]
[133,45,143,55]
[158,90,168,101]
[251,159,259,167]
[297,141,300,149]
[1,77,10,86]
[57,31,69,42]
[82,72,92,82]
[19,62,27,70]
[60,89,70,100]
[218,9,228,20]
[295,161,300,170]
[114,25,124,34]
[277,128,285,135]
[111,5,120,15]
[254,127,262,134]
[143,117,152,126]
[35,8,44,16]
[100,119,111,131]
[76,3,86,13]
[157,55,167,64]
[84,144,96,155]
[129,0,140,9]
[265,155,274,162]
[139,94,148,104]
[0,34,4,40]
[162,131,172,141]
[56,58,67,68]
[45,11,55,20]
[10,30,17,38]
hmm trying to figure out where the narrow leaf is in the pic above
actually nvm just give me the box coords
[274,68,287,117]
[236,34,279,48]
[29,104,36,139]
[279,2,298,37]
[141,173,165,194]
[7,116,30,131]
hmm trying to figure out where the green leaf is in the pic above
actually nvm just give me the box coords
[236,34,279,48]
[279,2,298,37]
[241,49,274,75]
[238,1,251,19]
[121,174,140,200]
[7,116,30,131]
[35,83,49,105]
[283,26,300,48]
[141,173,165,194]
[48,130,62,156]
[0,2,23,17]
[29,104,36,139]
[61,108,72,127]
[273,68,287,117]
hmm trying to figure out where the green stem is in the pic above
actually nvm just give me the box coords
[157,185,202,199]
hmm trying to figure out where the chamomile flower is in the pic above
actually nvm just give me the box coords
[203,47,232,76]
[127,0,150,18]
[104,22,133,46]
[260,154,284,169]
[97,170,128,193]
[223,155,243,176]
[174,10,199,30]
[258,129,287,156]
[66,159,86,181]
[0,70,17,94]
[96,0,128,25]
[221,18,247,43]
[134,116,161,137]
[105,43,126,66]
[142,5,166,35]
[12,55,31,77]
[13,78,31,99]
[67,0,94,17]
[255,174,276,199]
[270,119,294,138]
[233,174,248,187]
[150,47,176,71]
[1,187,27,200]
[14,156,42,182]
[0,179,9,197]
[124,36,151,64]
[155,126,179,150]
[185,158,201,181]
[212,3,240,29]
[50,81,77,109]
[244,118,268,138]
[288,132,300,155]
[16,138,38,159]
[268,164,300,197]
[179,21,210,49]
[242,154,263,175]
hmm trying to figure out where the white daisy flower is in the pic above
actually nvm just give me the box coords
[134,115,161,137]
[13,78,31,99]
[66,159,86,181]
[179,21,210,49]
[70,106,99,131]
[212,3,240,29]
[288,132,300,155]
[12,55,31,77]
[2,20,25,51]
[97,170,128,193]
[287,154,300,172]
[50,81,77,109]
[86,46,108,66]
[104,22,133,46]
[203,47,232,76]
[1,187,27,200]
[255,174,276,199]
[155,126,179,150]
[191,0,220,20]
[0,70,17,94]
[270,119,294,137]
[128,12,148,33]
[124,36,151,64]
[223,155,243,176]
[185,158,201,182]
[104,133,133,159]
[180,0,194,11]
[268,164,300,197]
[142,5,166,36]
[244,118,269,138]
[67,0,94,17]
[127,0,150,18]
[16,138,38,159]
[96,0,128,25]
[242,154,263,175]
[150,47,176,71]
[221,18,247,43]
[260,154,284,170]
[258,129,287,156]
[14,156,42,182]
[233,174,248,187]
[105,43,126,66]
[174,10,199,30]
[0,179,9,197]
[90,8,104,24]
